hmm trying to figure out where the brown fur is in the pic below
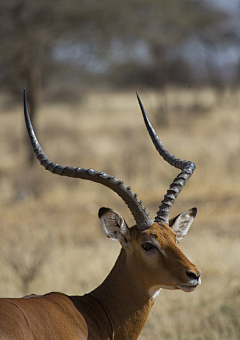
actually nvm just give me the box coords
[0,220,200,340]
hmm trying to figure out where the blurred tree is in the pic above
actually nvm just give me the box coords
[0,0,227,95]
[0,0,101,163]
[0,0,227,156]
[106,0,226,86]
[102,0,226,124]
[0,0,62,163]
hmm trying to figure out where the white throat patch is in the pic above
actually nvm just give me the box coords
[149,286,161,302]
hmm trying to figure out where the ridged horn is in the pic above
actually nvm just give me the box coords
[23,89,153,229]
[136,92,195,224]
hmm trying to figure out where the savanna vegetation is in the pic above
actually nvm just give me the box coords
[0,87,240,339]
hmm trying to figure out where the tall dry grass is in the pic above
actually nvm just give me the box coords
[0,87,240,339]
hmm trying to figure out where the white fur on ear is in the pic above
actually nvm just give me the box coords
[170,208,197,241]
[98,208,130,247]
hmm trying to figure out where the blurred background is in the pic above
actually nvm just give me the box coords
[0,0,240,339]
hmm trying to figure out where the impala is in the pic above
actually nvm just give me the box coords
[0,90,201,340]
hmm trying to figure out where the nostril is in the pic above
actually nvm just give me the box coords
[186,270,200,280]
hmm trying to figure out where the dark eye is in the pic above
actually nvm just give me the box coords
[141,243,155,251]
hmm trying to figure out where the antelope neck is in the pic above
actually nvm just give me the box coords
[88,249,154,340]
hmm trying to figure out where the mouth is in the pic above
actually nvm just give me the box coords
[177,278,201,292]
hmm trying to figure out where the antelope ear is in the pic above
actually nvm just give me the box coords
[98,207,130,248]
[169,208,197,241]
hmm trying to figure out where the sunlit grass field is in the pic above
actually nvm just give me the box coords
[0,87,240,339]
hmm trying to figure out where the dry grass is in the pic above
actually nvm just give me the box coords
[0,87,240,339]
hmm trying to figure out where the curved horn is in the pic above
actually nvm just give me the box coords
[23,89,153,229]
[136,93,195,224]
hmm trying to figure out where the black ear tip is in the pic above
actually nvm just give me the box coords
[191,207,197,217]
[98,207,111,218]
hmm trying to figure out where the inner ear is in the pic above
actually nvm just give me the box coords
[169,207,197,241]
[98,207,130,247]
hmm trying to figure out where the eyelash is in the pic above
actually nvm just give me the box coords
[141,243,156,251]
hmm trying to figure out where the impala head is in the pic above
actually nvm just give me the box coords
[99,207,200,295]
[23,89,201,295]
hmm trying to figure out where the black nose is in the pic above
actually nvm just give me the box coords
[186,270,200,280]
